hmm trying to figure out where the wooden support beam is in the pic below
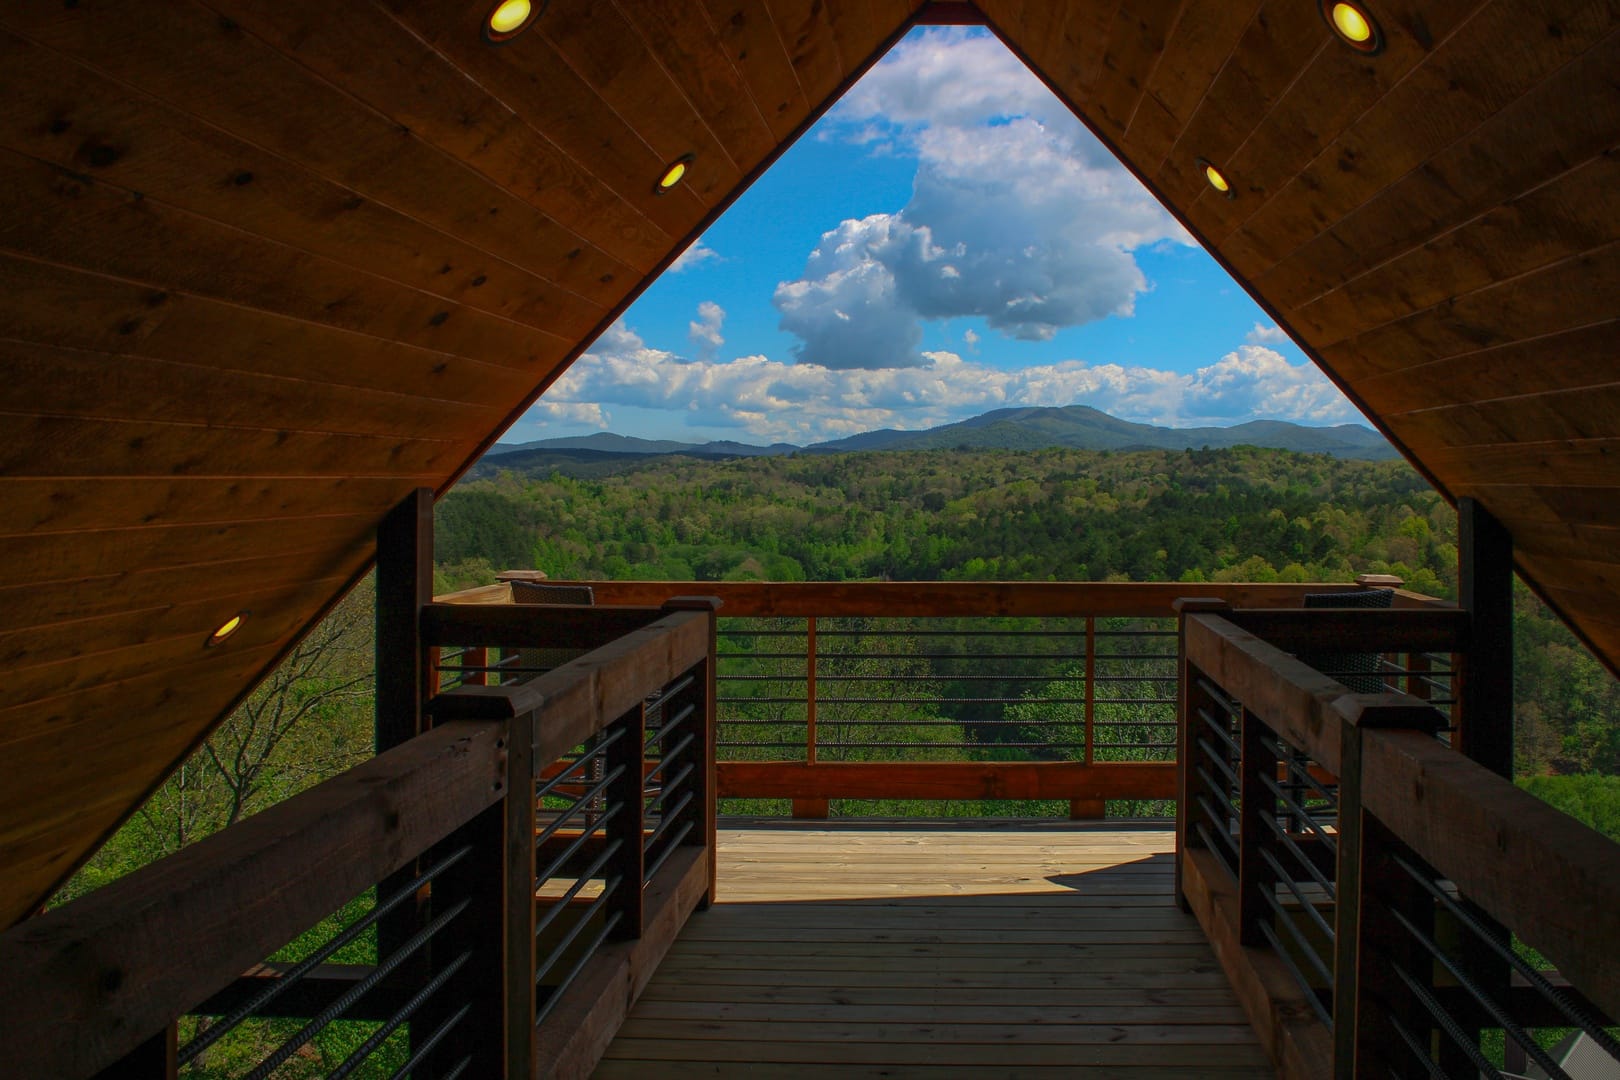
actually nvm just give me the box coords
[376,487,433,752]
[1457,497,1514,778]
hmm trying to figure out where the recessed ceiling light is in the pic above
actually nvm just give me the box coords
[484,0,543,43]
[656,154,694,194]
[206,612,248,647]
[1321,0,1384,53]
[1197,158,1235,199]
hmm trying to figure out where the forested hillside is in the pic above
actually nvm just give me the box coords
[438,446,1619,779]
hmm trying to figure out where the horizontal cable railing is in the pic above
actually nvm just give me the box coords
[505,579,1440,816]
[0,719,510,1079]
[424,596,719,1078]
[1177,602,1620,1080]
[0,599,719,1080]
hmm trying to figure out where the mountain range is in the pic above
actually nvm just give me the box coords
[485,405,1395,465]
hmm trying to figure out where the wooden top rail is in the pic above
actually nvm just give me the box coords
[1360,728,1620,1024]
[1186,613,1419,773]
[1221,607,1469,655]
[0,719,507,1079]
[422,601,670,650]
[429,607,714,766]
[460,579,1445,619]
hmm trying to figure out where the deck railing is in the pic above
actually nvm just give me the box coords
[1177,601,1620,1079]
[0,600,718,1080]
[464,577,1439,817]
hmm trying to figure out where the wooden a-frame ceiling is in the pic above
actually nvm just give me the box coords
[1,0,1616,924]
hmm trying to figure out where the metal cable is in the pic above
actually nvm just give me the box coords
[535,838,624,941]
[645,821,695,885]
[534,910,626,1027]
[243,897,470,1080]
[178,844,472,1063]
[1390,851,1620,1063]
[1391,961,1506,1080]
[1256,919,1332,1029]
[534,878,622,989]
[386,1005,473,1080]
[1384,904,1571,1080]
[327,950,469,1079]
[1258,845,1336,945]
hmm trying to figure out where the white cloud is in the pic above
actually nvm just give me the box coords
[535,321,1360,443]
[1246,323,1291,346]
[771,29,1190,369]
[668,239,721,272]
[963,328,979,351]
[527,400,610,429]
[688,301,725,361]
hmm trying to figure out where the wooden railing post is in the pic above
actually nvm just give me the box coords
[662,597,721,905]
[376,488,436,1010]
[1174,599,1232,912]
[1332,699,1443,1080]
[415,709,535,1080]
[606,703,647,941]
[793,616,828,818]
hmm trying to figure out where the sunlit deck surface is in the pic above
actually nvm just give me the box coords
[598,819,1274,1078]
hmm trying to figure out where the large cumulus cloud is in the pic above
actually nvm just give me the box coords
[773,29,1189,369]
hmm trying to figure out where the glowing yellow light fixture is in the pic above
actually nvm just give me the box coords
[484,0,543,43]
[206,612,248,647]
[656,154,695,194]
[1197,158,1235,199]
[1321,0,1384,53]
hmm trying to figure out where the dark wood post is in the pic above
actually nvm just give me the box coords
[376,487,434,752]
[1455,497,1514,1068]
[1334,700,1444,1079]
[375,489,436,995]
[605,703,647,940]
[1457,496,1513,777]
[1173,599,1232,913]
[1237,707,1275,947]
[1353,814,1434,1079]
[662,597,721,907]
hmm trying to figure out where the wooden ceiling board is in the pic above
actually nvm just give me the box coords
[2,1,649,294]
[379,0,711,232]
[1319,238,1620,380]
[0,31,616,326]
[703,0,816,140]
[612,0,781,170]
[1348,322,1620,416]
[2,0,1618,931]
[0,477,427,547]
[0,548,376,636]
[1112,0,1264,173]
[1236,12,1620,295]
[1290,151,1620,345]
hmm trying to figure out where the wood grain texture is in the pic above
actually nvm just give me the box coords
[601,822,1273,1076]
[3,0,1620,946]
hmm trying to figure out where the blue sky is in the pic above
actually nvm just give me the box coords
[509,28,1363,447]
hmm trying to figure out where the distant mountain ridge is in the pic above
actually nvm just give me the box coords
[485,405,1394,463]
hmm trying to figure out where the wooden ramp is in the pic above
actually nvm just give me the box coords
[595,820,1274,1079]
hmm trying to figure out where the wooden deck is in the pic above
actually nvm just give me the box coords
[595,820,1273,1078]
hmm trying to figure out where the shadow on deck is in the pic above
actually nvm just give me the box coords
[598,819,1275,1078]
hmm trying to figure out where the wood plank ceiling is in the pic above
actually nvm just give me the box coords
[0,0,1614,924]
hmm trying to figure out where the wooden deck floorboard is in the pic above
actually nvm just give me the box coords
[596,820,1273,1078]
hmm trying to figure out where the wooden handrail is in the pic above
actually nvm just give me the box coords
[0,719,507,1078]
[1360,727,1620,1024]
[429,608,712,766]
[1178,606,1620,1079]
[497,579,1445,618]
